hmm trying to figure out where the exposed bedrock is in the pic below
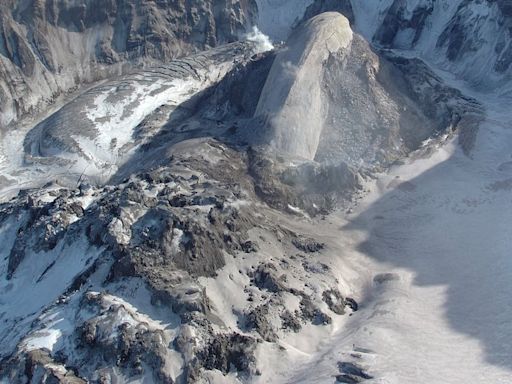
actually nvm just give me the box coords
[362,0,512,89]
[0,0,258,128]
[0,4,497,383]
[252,11,480,167]
[254,12,353,160]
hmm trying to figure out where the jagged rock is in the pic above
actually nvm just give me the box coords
[345,297,359,312]
[252,263,287,293]
[292,236,325,253]
[195,333,257,375]
[280,310,302,332]
[241,240,259,253]
[322,289,345,315]
[299,296,332,325]
[374,0,434,47]
[2,349,86,384]
[78,292,173,383]
[302,260,330,274]
[245,304,277,342]
[336,362,373,383]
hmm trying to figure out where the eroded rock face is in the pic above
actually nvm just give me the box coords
[373,0,434,47]
[0,4,494,383]
[2,349,86,384]
[252,11,478,169]
[352,0,512,88]
[254,12,353,160]
[0,0,258,127]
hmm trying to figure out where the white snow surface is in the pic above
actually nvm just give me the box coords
[254,0,314,41]
[253,89,512,382]
[0,233,103,356]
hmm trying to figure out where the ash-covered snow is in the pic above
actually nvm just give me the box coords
[276,95,512,383]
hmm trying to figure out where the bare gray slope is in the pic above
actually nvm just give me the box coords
[253,12,353,160]
[252,12,479,169]
[21,42,260,183]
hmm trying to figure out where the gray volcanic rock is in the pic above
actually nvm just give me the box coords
[0,135,353,382]
[0,0,257,127]
[374,0,434,47]
[0,3,500,383]
[253,12,478,169]
[2,349,86,384]
[253,12,353,160]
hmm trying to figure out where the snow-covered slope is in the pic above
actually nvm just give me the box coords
[275,86,512,384]
[352,0,512,90]
[255,0,512,91]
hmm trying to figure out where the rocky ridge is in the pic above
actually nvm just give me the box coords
[0,0,258,127]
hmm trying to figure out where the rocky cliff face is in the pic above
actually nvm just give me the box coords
[351,0,512,89]
[254,0,512,91]
[0,0,257,127]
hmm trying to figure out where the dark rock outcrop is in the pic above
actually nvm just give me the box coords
[195,333,257,375]
[336,361,373,383]
[322,289,345,315]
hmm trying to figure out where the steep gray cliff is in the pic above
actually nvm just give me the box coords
[0,0,257,127]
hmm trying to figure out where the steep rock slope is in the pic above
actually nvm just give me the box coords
[0,0,257,127]
[350,0,512,89]
[254,12,353,160]
[253,12,478,168]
